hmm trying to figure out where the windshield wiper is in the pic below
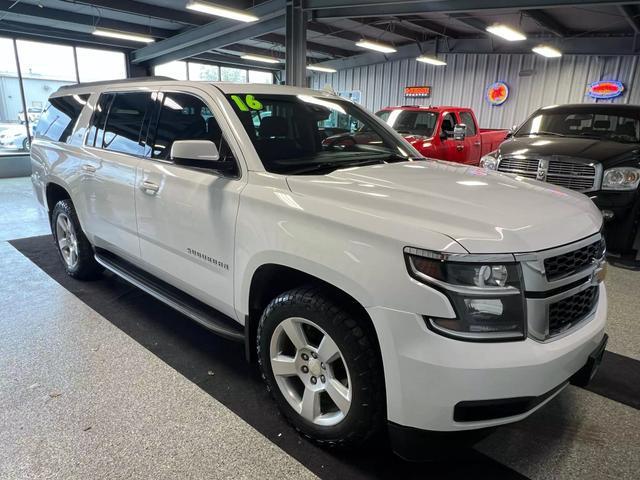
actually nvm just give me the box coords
[286,158,385,175]
[528,131,566,137]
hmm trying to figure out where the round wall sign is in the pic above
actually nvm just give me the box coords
[486,81,509,106]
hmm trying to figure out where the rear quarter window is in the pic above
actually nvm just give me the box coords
[36,94,90,143]
[459,111,477,136]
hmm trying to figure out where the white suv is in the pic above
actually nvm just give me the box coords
[31,79,608,459]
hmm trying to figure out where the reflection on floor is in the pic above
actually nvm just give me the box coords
[0,176,50,241]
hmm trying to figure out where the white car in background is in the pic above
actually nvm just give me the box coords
[30,79,608,460]
[0,123,31,151]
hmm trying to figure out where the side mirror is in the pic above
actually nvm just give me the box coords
[170,140,235,173]
[506,124,518,138]
[171,140,220,162]
[453,124,467,141]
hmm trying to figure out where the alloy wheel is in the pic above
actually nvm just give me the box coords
[269,317,352,426]
[55,213,79,268]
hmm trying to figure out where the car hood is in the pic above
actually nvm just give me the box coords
[500,136,639,164]
[286,160,602,254]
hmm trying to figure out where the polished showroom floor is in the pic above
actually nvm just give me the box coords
[1,176,639,479]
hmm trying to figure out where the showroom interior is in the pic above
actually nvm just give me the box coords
[0,0,639,479]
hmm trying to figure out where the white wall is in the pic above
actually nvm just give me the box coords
[310,53,640,129]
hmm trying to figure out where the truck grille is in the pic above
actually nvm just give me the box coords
[548,286,599,336]
[496,157,538,177]
[498,157,597,192]
[544,239,605,281]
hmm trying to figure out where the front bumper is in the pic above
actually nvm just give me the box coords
[366,282,607,434]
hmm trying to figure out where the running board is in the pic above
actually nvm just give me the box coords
[94,250,244,342]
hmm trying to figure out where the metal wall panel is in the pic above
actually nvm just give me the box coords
[311,53,640,129]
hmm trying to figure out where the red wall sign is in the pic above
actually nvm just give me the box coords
[486,81,509,106]
[587,80,625,99]
[404,86,432,97]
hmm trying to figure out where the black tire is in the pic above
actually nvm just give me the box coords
[257,286,385,447]
[51,199,103,280]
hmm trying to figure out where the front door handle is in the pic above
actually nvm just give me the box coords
[81,164,96,174]
[140,180,159,196]
[473,141,481,146]
[456,145,464,151]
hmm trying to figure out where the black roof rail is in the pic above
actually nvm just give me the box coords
[57,76,175,92]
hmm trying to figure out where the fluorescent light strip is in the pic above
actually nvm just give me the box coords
[355,40,396,54]
[92,28,154,43]
[485,24,527,42]
[186,1,259,22]
[532,44,562,58]
[307,65,337,73]
[240,54,280,64]
[416,55,447,66]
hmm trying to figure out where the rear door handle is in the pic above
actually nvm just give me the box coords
[456,145,464,151]
[140,180,159,196]
[81,164,96,174]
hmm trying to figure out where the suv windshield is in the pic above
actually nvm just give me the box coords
[225,94,416,174]
[376,109,438,137]
[516,108,640,143]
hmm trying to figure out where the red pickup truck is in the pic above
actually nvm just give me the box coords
[376,106,508,165]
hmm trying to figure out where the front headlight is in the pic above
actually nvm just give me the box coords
[480,151,498,170]
[602,167,640,191]
[404,247,526,341]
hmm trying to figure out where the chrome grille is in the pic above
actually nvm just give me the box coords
[544,239,605,281]
[497,157,539,175]
[497,157,598,192]
[548,286,599,336]
[516,233,605,342]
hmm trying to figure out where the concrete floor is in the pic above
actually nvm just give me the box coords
[0,177,50,241]
[0,176,638,479]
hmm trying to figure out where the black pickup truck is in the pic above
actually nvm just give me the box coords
[480,104,640,258]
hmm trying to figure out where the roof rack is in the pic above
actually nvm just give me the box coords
[57,76,174,92]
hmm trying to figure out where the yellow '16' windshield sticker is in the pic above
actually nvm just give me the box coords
[230,95,263,111]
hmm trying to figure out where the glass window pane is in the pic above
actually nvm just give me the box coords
[76,47,126,83]
[188,62,219,81]
[154,61,187,80]
[0,37,30,154]
[459,111,477,136]
[15,40,77,153]
[151,92,215,159]
[248,70,272,84]
[36,94,89,143]
[220,67,247,83]
[17,39,76,82]
[102,92,152,156]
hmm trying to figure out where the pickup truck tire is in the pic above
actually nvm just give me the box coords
[257,286,384,447]
[51,199,103,280]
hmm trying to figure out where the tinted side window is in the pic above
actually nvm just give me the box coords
[459,112,477,136]
[87,93,114,147]
[441,113,457,135]
[36,94,90,143]
[101,92,152,156]
[151,92,222,160]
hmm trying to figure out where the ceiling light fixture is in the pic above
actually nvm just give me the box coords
[307,65,337,73]
[485,24,527,41]
[532,44,562,58]
[355,40,396,54]
[416,55,447,66]
[92,28,154,43]
[240,54,280,64]
[186,1,259,22]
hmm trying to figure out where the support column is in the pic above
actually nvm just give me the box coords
[285,0,307,86]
